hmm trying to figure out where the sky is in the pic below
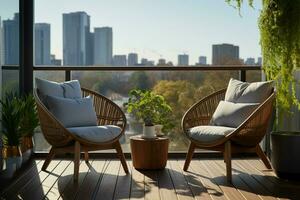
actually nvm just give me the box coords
[1,0,262,65]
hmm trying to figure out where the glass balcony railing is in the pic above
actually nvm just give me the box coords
[32,65,262,153]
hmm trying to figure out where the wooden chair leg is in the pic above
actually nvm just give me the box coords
[183,142,196,171]
[115,141,129,173]
[42,147,55,171]
[256,145,272,169]
[84,151,89,163]
[74,141,81,182]
[225,141,232,182]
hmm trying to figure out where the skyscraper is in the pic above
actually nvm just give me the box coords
[178,54,189,66]
[128,53,138,66]
[158,58,166,65]
[212,43,239,65]
[198,56,207,65]
[113,55,127,66]
[0,17,4,65]
[63,11,91,66]
[257,57,262,65]
[94,27,113,65]
[245,57,255,65]
[3,13,19,65]
[35,23,51,65]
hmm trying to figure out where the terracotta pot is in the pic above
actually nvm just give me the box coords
[21,136,34,152]
[2,145,22,159]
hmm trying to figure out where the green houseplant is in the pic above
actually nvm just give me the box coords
[0,93,23,173]
[125,89,173,138]
[19,94,39,153]
[228,0,300,179]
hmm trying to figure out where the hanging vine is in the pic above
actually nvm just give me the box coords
[227,0,300,112]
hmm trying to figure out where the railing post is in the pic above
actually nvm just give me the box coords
[239,70,246,82]
[65,70,71,81]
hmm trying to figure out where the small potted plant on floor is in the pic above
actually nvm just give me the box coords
[0,93,23,177]
[125,89,173,138]
[19,94,39,160]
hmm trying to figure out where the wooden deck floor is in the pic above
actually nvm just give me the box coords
[1,158,300,200]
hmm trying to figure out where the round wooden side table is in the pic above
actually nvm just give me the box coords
[130,136,169,170]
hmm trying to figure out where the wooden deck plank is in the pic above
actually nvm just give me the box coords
[14,160,61,199]
[144,170,160,200]
[23,160,71,200]
[177,160,212,200]
[94,160,121,200]
[75,159,107,200]
[168,160,195,200]
[44,159,77,200]
[213,160,261,200]
[231,159,277,200]
[130,161,145,200]
[157,161,178,200]
[202,160,246,200]
[241,159,299,200]
[190,160,227,200]
[1,160,42,198]
[113,160,132,200]
[58,159,93,200]
[2,158,300,200]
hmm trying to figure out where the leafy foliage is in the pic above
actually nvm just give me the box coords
[228,0,300,113]
[125,89,173,131]
[0,93,23,146]
[19,94,39,137]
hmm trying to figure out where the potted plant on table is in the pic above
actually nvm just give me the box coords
[227,0,300,179]
[125,89,173,139]
[0,93,23,176]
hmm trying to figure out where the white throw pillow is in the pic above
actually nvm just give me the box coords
[211,100,259,127]
[46,95,98,128]
[225,78,273,103]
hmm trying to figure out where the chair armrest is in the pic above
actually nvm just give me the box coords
[81,88,127,134]
[181,88,226,133]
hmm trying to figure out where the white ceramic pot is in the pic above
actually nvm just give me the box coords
[155,124,164,136]
[143,125,156,139]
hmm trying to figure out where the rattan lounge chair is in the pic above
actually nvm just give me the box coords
[34,88,129,181]
[182,88,275,182]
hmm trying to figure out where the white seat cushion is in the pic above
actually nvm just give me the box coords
[67,125,122,143]
[188,125,235,143]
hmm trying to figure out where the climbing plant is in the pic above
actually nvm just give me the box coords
[227,0,300,112]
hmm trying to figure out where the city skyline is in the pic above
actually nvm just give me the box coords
[32,0,262,64]
[0,12,262,66]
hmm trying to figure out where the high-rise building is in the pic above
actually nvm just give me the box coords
[178,54,189,66]
[245,57,255,65]
[63,11,91,66]
[113,55,127,66]
[94,27,113,65]
[50,54,62,66]
[257,57,262,65]
[140,58,154,66]
[3,13,19,65]
[128,53,138,66]
[0,17,4,65]
[198,56,207,65]
[158,58,166,66]
[35,23,51,65]
[212,43,239,65]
